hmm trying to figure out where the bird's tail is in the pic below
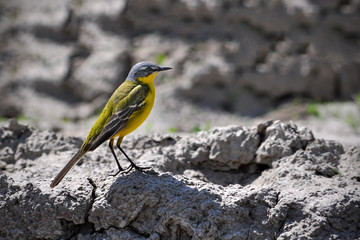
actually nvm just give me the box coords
[50,149,86,188]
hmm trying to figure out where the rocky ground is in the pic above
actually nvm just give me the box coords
[1,1,360,239]
[0,119,360,239]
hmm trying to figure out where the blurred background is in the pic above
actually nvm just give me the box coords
[0,0,359,146]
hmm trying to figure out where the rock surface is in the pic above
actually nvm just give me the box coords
[1,119,359,239]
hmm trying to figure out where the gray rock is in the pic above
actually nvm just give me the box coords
[1,120,359,239]
[255,120,314,165]
[176,125,260,170]
[0,174,93,239]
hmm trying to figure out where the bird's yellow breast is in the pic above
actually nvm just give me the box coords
[115,73,157,137]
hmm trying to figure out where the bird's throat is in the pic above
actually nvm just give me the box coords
[137,72,158,84]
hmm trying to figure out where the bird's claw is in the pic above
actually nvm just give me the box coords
[109,165,151,177]
[125,164,151,174]
[109,170,123,177]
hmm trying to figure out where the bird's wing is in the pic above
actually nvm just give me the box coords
[88,84,148,151]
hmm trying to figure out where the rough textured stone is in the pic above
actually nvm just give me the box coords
[0,120,359,239]
[255,120,314,165]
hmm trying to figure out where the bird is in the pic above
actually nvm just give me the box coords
[50,62,172,188]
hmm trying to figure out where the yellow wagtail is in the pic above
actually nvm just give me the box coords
[50,62,172,188]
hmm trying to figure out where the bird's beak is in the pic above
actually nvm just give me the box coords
[158,66,172,71]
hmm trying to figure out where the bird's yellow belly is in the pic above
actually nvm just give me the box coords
[116,93,154,137]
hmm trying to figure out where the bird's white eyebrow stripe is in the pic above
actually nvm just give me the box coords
[139,66,158,71]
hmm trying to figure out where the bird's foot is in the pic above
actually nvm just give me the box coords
[125,164,151,173]
[109,167,126,177]
[109,165,152,176]
[109,171,121,177]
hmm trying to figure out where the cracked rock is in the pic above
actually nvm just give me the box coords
[0,120,359,239]
[255,120,314,165]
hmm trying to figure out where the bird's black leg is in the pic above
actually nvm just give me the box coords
[109,138,124,176]
[116,139,151,173]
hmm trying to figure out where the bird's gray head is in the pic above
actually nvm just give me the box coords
[127,62,172,81]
